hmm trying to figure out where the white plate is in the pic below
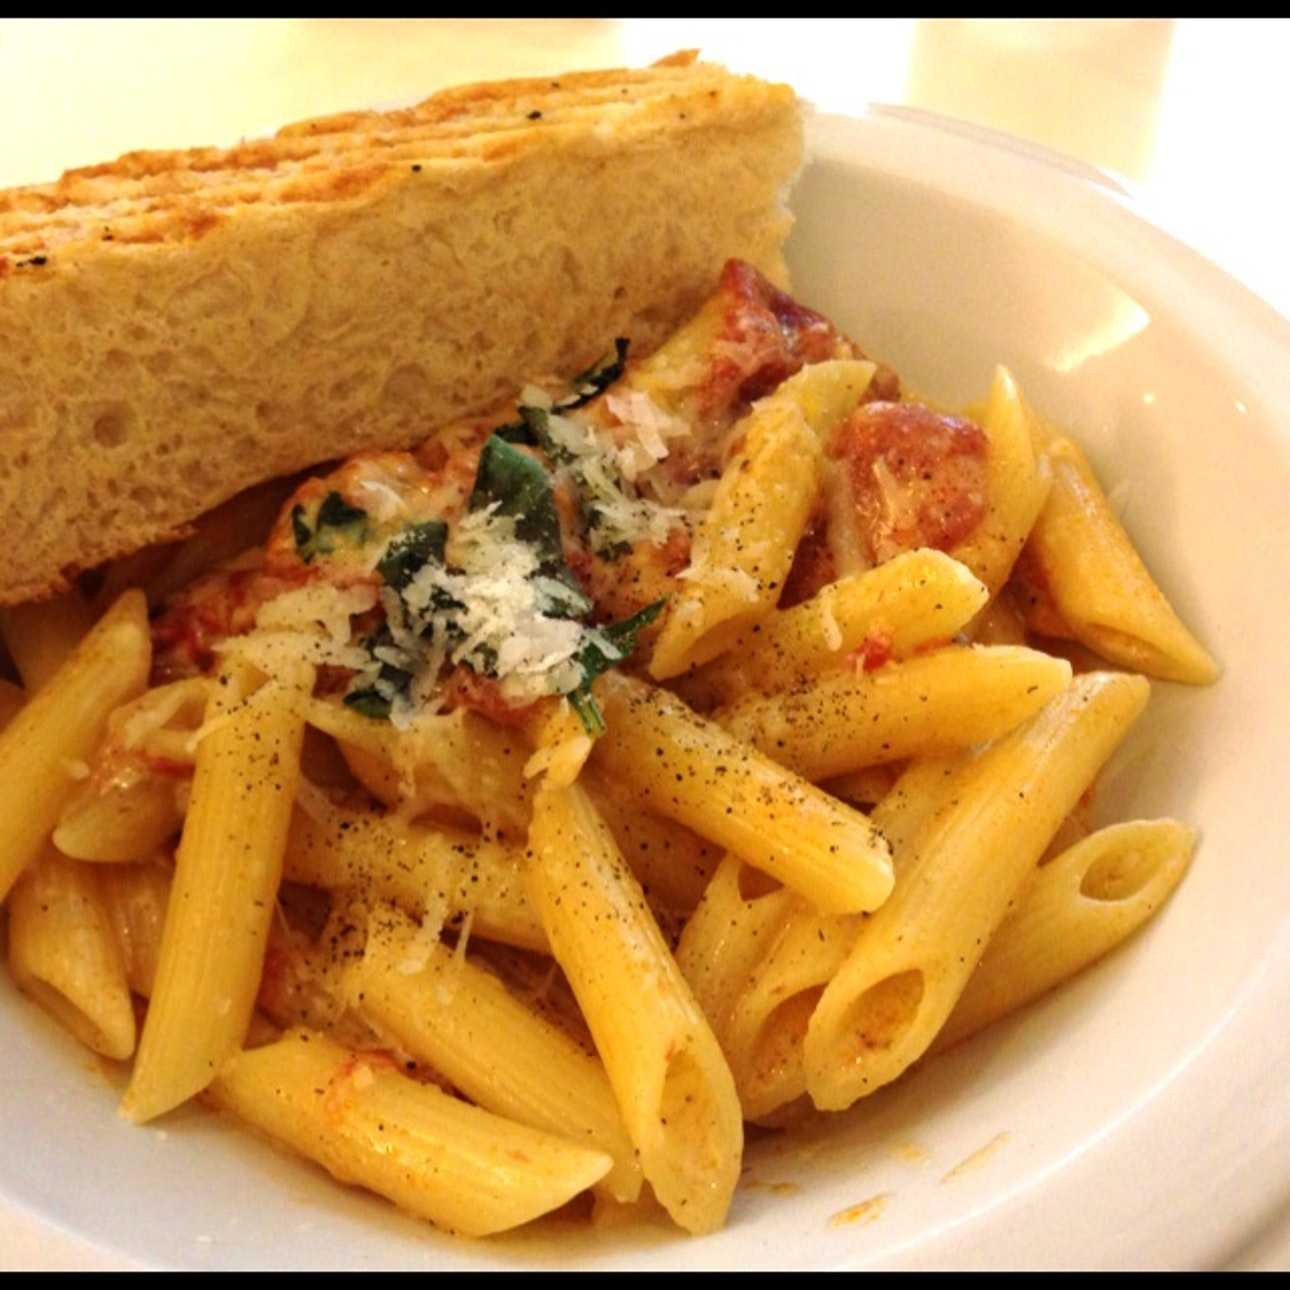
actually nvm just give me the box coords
[4,105,1290,1270]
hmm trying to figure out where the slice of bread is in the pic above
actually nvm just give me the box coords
[0,52,802,605]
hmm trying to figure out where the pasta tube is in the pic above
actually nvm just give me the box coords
[6,849,136,1061]
[208,1028,612,1236]
[725,905,855,1119]
[650,360,874,679]
[805,671,1150,1111]
[527,779,743,1234]
[54,775,185,865]
[350,911,641,1202]
[54,678,213,862]
[714,645,1072,781]
[307,700,531,836]
[674,854,797,1040]
[949,366,1052,595]
[583,767,718,914]
[122,665,308,1123]
[932,818,1195,1052]
[592,672,893,916]
[714,757,966,1117]
[1022,435,1219,684]
[100,862,174,998]
[0,587,97,691]
[284,794,546,953]
[0,590,150,903]
[676,548,990,710]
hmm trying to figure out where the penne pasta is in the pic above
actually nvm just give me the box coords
[722,904,855,1119]
[526,779,743,1235]
[99,861,174,999]
[713,644,1072,782]
[6,849,137,1061]
[349,908,642,1202]
[0,586,97,691]
[54,774,185,865]
[121,664,308,1123]
[674,854,797,1042]
[53,678,212,863]
[964,585,1029,646]
[0,252,1218,1245]
[208,1028,612,1236]
[821,763,901,812]
[582,766,719,914]
[592,671,893,916]
[650,360,874,679]
[710,757,967,1118]
[676,548,990,710]
[932,818,1196,1052]
[1019,435,1219,684]
[804,671,1150,1111]
[947,365,1052,596]
[307,700,531,837]
[284,792,546,954]
[0,590,151,904]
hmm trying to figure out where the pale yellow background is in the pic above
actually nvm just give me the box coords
[1,16,1287,1271]
[1,18,1288,318]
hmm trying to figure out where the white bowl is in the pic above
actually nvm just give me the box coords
[4,106,1290,1270]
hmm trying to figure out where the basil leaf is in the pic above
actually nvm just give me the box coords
[343,688,391,720]
[579,599,666,684]
[568,598,666,736]
[514,405,567,463]
[290,505,312,557]
[493,419,536,445]
[468,435,566,570]
[558,338,630,411]
[493,337,629,447]
[317,492,368,531]
[292,490,369,564]
[568,687,607,739]
[377,520,448,591]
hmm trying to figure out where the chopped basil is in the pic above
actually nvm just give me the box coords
[343,623,415,717]
[343,687,392,720]
[582,501,633,562]
[493,418,536,446]
[568,598,665,736]
[559,338,630,411]
[568,687,607,738]
[342,407,662,732]
[515,405,565,462]
[492,338,630,443]
[377,520,448,591]
[290,505,312,553]
[581,599,665,679]
[318,492,368,531]
[292,491,370,564]
[468,435,566,571]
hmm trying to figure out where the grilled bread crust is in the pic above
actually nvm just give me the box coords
[0,53,802,604]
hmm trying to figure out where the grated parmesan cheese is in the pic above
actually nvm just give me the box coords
[819,599,844,652]
[522,399,686,551]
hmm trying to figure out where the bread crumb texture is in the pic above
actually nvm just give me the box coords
[0,56,801,604]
